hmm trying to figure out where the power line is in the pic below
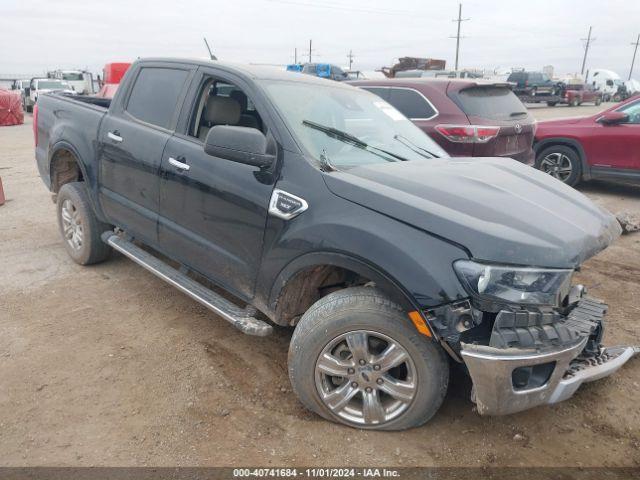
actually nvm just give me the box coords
[630,34,640,80]
[580,26,595,75]
[449,3,469,71]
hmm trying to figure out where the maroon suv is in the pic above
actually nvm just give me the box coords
[349,78,536,164]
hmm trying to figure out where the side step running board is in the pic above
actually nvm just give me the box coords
[102,233,272,337]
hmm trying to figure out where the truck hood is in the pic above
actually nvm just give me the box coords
[324,158,621,268]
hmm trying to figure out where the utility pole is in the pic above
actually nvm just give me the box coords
[294,47,298,64]
[630,34,640,80]
[450,4,469,71]
[347,50,355,70]
[308,39,313,63]
[580,26,595,75]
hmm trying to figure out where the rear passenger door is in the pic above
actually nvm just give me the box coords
[98,63,193,246]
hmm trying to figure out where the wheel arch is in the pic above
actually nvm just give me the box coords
[49,141,90,193]
[267,251,418,327]
[48,140,108,222]
[534,137,591,180]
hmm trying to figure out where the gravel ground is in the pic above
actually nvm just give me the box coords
[1,106,639,467]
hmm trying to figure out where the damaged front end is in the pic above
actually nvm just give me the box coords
[428,265,638,416]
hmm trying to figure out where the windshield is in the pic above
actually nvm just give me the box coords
[262,80,447,168]
[37,80,68,90]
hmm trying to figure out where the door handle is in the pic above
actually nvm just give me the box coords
[169,157,190,171]
[107,131,123,143]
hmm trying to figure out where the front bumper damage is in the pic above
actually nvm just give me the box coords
[458,295,638,416]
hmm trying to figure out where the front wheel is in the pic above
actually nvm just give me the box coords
[536,145,582,186]
[595,97,602,106]
[288,287,449,430]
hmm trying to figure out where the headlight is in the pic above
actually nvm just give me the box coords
[454,260,573,306]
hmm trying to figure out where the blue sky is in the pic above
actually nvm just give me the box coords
[1,0,639,79]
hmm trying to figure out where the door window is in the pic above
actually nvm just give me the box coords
[619,101,640,124]
[387,88,437,120]
[187,76,265,141]
[126,67,189,129]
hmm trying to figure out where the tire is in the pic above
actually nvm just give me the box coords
[570,98,579,107]
[56,182,112,265]
[288,287,449,430]
[535,145,582,187]
[530,87,537,97]
[595,97,602,106]
[546,101,557,107]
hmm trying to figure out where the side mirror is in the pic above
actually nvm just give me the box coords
[204,125,274,168]
[597,111,629,125]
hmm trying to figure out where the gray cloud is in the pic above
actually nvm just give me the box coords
[1,0,638,79]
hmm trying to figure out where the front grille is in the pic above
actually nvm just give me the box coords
[489,296,607,349]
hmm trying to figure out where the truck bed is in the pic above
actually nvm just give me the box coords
[59,93,112,109]
[35,92,109,190]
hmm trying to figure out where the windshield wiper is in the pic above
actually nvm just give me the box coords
[302,120,409,163]
[393,134,440,159]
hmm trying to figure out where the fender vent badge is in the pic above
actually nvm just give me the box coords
[269,189,309,220]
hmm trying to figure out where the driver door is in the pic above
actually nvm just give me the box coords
[157,68,276,300]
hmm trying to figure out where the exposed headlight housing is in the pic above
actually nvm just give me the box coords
[454,260,573,306]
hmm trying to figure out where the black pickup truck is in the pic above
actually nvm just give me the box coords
[34,58,637,430]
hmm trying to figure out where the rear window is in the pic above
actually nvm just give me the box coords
[450,86,526,121]
[386,88,437,119]
[126,67,189,129]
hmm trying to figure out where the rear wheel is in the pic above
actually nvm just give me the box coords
[536,145,582,186]
[288,287,449,430]
[57,182,112,265]
[595,96,602,106]
[546,101,558,107]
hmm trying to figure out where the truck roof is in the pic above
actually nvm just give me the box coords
[137,57,350,87]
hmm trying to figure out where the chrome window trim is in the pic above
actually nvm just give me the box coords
[360,86,440,121]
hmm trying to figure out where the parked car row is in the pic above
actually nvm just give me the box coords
[343,76,638,188]
[11,77,76,112]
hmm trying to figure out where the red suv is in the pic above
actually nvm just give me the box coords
[349,78,536,164]
[534,95,640,186]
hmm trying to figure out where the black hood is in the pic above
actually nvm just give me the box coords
[324,158,621,268]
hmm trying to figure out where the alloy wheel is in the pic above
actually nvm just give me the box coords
[61,199,84,251]
[314,330,417,427]
[540,152,573,182]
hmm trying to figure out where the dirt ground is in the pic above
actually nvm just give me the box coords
[1,105,639,467]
